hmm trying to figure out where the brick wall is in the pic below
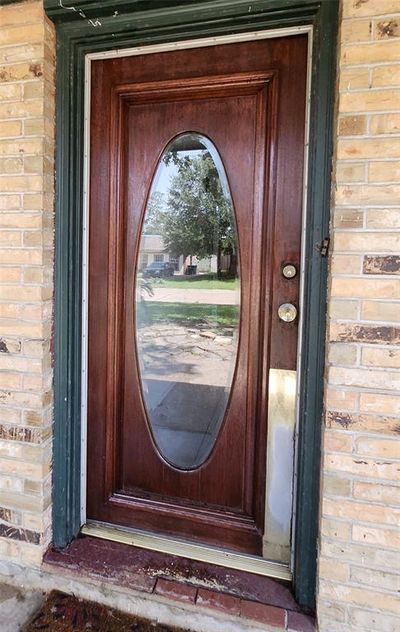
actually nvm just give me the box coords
[0,0,399,630]
[0,0,55,566]
[318,1,400,630]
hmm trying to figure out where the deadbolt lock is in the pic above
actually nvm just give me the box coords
[282,263,297,279]
[278,303,298,323]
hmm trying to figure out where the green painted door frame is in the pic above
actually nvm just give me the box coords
[44,0,338,610]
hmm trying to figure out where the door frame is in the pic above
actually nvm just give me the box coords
[81,27,311,582]
[45,0,339,609]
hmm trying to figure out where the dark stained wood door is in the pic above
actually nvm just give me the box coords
[87,36,307,554]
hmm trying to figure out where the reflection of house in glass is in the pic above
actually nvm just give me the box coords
[140,234,231,275]
[139,234,180,271]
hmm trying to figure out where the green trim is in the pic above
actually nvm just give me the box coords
[47,0,338,610]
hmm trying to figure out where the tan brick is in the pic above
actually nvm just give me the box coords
[326,387,359,411]
[23,82,45,101]
[342,40,400,64]
[0,213,42,229]
[322,473,352,497]
[319,558,350,582]
[23,267,45,284]
[0,121,22,138]
[355,436,400,459]
[0,157,23,173]
[335,232,400,253]
[338,114,367,135]
[339,67,371,91]
[329,299,360,320]
[333,208,364,228]
[0,140,44,160]
[342,18,372,42]
[331,254,362,275]
[353,481,400,505]
[23,155,43,174]
[331,277,400,299]
[338,138,400,160]
[0,268,20,283]
[323,497,400,526]
[336,162,366,183]
[349,607,400,632]
[336,184,400,205]
[360,392,400,415]
[325,453,400,481]
[319,580,400,614]
[331,410,400,435]
[320,539,400,570]
[321,517,352,541]
[0,100,43,120]
[366,208,400,228]
[0,304,19,318]
[318,601,347,625]
[0,2,44,27]
[328,342,358,365]
[0,83,22,102]
[24,118,49,137]
[362,346,400,368]
[353,524,400,552]
[0,24,44,48]
[0,195,20,210]
[0,231,21,247]
[372,65,400,87]
[370,113,400,134]
[0,373,21,389]
[343,0,400,18]
[362,300,400,322]
[0,249,43,265]
[0,61,45,86]
[340,89,400,113]
[369,160,400,182]
[0,175,44,193]
[324,431,353,453]
[329,366,400,391]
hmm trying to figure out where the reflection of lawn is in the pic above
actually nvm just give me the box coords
[157,274,238,290]
[137,301,239,328]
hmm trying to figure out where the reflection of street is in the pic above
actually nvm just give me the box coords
[143,287,238,305]
[137,322,236,387]
[136,315,238,469]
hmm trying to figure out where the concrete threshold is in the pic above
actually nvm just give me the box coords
[0,559,280,632]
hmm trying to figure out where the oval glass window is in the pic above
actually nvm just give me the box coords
[135,133,240,470]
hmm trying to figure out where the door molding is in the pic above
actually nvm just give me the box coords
[45,0,339,609]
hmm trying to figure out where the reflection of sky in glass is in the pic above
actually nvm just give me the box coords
[149,150,204,205]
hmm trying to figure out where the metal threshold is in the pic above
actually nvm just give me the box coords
[82,522,292,582]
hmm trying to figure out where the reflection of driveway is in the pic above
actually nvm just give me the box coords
[145,288,238,305]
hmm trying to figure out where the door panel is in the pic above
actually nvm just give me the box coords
[87,37,307,554]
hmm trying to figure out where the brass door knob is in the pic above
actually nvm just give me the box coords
[278,303,298,322]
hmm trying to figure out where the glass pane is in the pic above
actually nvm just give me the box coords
[135,133,240,470]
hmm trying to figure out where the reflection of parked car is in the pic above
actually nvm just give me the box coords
[144,261,175,278]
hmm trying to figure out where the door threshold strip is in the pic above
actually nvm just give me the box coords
[82,522,292,582]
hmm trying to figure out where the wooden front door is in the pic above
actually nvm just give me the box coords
[87,36,307,555]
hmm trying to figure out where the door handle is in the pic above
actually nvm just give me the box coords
[278,303,297,323]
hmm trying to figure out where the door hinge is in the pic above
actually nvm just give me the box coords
[319,238,330,257]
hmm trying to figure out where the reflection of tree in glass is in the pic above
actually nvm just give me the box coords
[147,151,237,278]
[143,191,165,235]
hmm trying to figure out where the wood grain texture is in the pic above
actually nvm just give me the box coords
[87,36,307,553]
